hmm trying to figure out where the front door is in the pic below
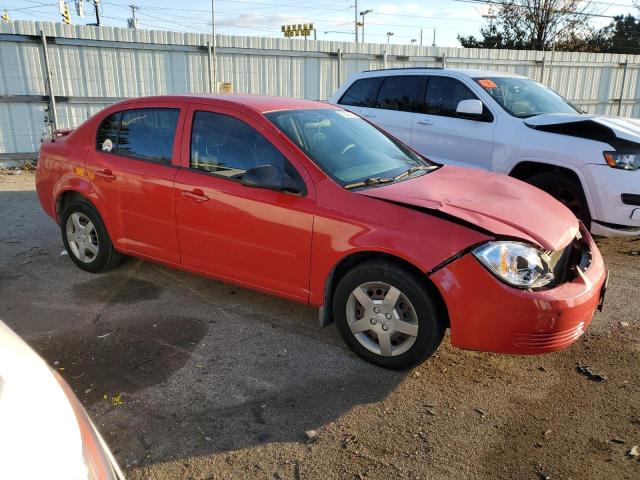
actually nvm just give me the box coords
[411,75,496,169]
[174,104,315,301]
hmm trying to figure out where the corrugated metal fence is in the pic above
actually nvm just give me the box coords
[1,20,640,155]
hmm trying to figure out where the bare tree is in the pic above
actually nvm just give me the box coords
[459,0,598,51]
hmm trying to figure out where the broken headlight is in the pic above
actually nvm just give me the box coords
[604,152,640,170]
[473,241,554,289]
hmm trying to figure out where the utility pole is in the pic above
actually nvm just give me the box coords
[92,0,100,26]
[127,4,138,29]
[211,0,218,93]
[432,28,436,46]
[354,0,358,43]
[420,29,423,46]
[360,9,372,44]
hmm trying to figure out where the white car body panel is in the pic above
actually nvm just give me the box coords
[328,68,640,236]
[0,322,87,480]
[352,105,414,144]
[0,320,124,479]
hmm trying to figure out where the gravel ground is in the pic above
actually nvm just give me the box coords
[1,172,639,480]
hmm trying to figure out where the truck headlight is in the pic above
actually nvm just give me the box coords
[604,152,640,170]
[473,241,554,289]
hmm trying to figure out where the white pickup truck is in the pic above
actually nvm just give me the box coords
[328,68,640,236]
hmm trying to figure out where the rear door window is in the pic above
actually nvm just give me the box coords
[375,76,426,112]
[116,109,179,162]
[96,108,180,163]
[339,77,384,108]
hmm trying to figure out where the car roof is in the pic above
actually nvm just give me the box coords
[119,94,337,114]
[359,67,526,79]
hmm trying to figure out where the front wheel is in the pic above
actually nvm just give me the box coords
[333,261,446,369]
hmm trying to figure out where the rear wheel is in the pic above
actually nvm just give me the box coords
[333,261,446,369]
[526,172,591,228]
[60,199,123,273]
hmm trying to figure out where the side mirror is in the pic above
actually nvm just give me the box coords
[456,99,484,119]
[241,165,304,195]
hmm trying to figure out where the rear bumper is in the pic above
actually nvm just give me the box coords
[430,227,606,354]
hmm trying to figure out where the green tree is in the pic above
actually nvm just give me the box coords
[588,15,640,54]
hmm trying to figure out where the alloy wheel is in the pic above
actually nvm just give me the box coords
[345,281,419,357]
[65,212,99,263]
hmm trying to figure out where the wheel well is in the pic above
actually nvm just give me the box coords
[55,190,88,223]
[509,161,591,215]
[319,251,449,327]
[509,161,582,186]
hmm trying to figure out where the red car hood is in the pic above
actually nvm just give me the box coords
[357,166,579,252]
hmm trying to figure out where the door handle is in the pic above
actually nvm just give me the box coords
[181,189,209,202]
[416,119,433,126]
[362,113,376,118]
[94,169,116,181]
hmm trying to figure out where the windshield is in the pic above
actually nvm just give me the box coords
[474,77,580,118]
[265,109,433,188]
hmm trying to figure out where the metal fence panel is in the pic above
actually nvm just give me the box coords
[1,20,640,154]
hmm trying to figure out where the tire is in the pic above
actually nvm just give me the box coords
[60,198,123,273]
[333,260,446,370]
[526,172,591,229]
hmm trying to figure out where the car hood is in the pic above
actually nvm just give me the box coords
[0,321,92,479]
[524,113,640,146]
[357,166,579,252]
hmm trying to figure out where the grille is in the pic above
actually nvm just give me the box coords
[546,233,591,287]
[513,322,586,349]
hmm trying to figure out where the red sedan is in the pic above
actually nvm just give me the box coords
[35,95,607,369]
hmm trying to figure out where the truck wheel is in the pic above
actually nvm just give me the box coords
[526,172,591,228]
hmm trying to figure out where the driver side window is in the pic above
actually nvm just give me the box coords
[424,76,492,121]
[190,111,287,179]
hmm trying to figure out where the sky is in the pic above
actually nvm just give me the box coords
[1,0,637,47]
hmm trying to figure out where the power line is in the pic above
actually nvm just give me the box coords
[101,0,486,24]
[452,0,624,20]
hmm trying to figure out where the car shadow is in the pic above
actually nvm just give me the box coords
[31,262,407,468]
[0,188,407,470]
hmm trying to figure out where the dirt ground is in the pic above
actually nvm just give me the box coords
[1,171,639,480]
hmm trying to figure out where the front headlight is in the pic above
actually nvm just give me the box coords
[603,151,640,170]
[473,241,554,289]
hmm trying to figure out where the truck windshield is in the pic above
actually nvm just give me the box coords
[474,77,580,118]
[265,109,434,189]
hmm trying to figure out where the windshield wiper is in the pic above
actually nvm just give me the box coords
[393,165,436,180]
[344,176,393,190]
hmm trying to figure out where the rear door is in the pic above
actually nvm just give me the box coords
[173,104,315,301]
[411,75,496,169]
[85,103,185,263]
[337,75,426,145]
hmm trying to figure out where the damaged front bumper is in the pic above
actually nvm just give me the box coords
[429,226,607,354]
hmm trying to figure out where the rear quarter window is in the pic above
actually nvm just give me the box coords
[96,112,122,153]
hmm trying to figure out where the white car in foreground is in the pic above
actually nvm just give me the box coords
[329,68,640,236]
[0,320,125,480]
